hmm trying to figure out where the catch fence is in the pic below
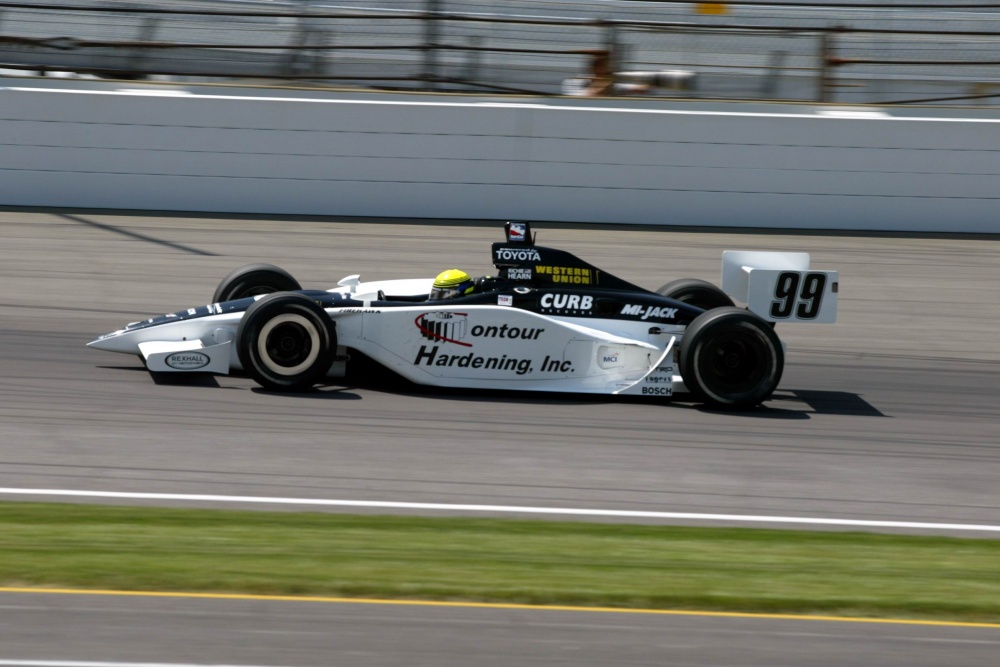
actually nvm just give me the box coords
[1,1,999,104]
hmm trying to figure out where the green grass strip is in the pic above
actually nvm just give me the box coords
[2,502,999,622]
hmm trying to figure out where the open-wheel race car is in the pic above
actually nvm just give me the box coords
[89,221,838,409]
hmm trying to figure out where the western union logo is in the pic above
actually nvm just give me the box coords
[534,266,593,284]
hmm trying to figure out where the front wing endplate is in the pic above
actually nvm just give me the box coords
[139,340,232,374]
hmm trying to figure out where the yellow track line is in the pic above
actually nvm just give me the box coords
[2,587,998,629]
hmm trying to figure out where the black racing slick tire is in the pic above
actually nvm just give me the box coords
[213,263,302,303]
[656,278,734,311]
[679,307,784,410]
[236,292,337,392]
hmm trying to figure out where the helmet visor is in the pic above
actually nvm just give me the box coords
[429,280,474,300]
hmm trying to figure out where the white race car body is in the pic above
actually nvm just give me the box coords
[89,222,838,408]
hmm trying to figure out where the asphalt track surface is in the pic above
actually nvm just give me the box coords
[1,210,999,663]
[1,210,998,532]
[2,591,999,667]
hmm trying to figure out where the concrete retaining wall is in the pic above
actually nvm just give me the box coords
[1,79,997,232]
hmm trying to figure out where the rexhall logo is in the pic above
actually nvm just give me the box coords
[620,304,678,320]
[164,351,211,370]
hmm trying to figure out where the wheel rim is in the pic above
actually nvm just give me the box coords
[695,325,771,397]
[256,313,321,376]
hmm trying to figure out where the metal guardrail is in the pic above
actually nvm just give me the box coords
[1,1,999,104]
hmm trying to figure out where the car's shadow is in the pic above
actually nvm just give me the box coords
[99,365,229,389]
[316,378,882,420]
[323,357,883,417]
[771,389,886,417]
[108,361,883,417]
[251,385,363,400]
[150,372,224,388]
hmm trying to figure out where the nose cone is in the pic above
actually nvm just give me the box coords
[88,329,136,353]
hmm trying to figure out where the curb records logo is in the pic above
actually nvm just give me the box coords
[165,351,211,370]
[540,293,594,314]
[495,247,541,263]
[415,312,471,347]
[509,222,527,242]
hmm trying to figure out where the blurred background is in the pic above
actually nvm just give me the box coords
[2,0,999,105]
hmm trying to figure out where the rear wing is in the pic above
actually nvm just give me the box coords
[721,251,838,323]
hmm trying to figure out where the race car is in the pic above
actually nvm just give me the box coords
[89,221,838,409]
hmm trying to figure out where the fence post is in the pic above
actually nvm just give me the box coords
[818,30,829,102]
[287,9,330,78]
[761,49,787,98]
[599,20,624,95]
[818,26,846,103]
[464,35,481,85]
[127,17,159,79]
[423,0,441,91]
[603,21,619,68]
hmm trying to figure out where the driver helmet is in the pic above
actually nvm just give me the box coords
[430,269,475,300]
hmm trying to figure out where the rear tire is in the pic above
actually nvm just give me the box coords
[213,263,301,303]
[657,278,734,311]
[237,292,336,391]
[679,307,783,410]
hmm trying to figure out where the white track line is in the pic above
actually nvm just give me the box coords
[12,88,1000,124]
[0,662,281,667]
[1,488,998,533]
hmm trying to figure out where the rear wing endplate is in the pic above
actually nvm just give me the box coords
[721,251,838,323]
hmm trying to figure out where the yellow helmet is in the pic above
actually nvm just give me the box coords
[431,269,475,300]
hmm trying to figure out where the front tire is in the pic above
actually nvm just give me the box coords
[657,278,734,311]
[213,263,301,303]
[679,307,783,410]
[237,292,336,391]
